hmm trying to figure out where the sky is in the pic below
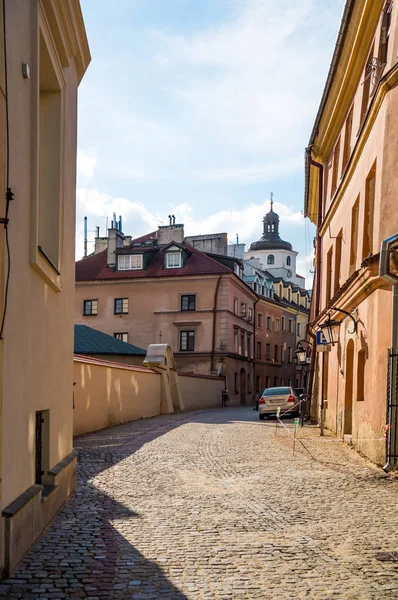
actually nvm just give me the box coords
[77,0,346,287]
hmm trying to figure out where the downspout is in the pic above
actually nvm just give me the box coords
[210,275,223,373]
[253,296,260,400]
[305,150,324,421]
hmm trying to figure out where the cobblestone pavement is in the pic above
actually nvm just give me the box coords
[1,407,398,599]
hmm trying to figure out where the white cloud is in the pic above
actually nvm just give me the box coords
[76,187,307,261]
[77,149,97,178]
[78,0,345,184]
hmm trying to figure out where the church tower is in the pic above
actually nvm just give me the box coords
[245,195,304,287]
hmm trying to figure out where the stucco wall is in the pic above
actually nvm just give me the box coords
[179,373,225,411]
[1,0,86,509]
[73,357,161,436]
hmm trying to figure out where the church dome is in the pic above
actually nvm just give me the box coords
[249,198,292,252]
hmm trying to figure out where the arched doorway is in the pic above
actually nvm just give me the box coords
[240,368,246,405]
[344,340,354,435]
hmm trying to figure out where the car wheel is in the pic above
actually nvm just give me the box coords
[259,414,265,420]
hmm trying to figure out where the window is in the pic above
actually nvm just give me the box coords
[181,295,196,311]
[331,137,341,196]
[258,313,263,328]
[288,347,292,363]
[362,163,376,260]
[350,197,360,275]
[265,344,271,361]
[274,376,278,387]
[275,319,280,332]
[114,332,128,343]
[288,288,291,302]
[37,34,62,278]
[379,1,393,64]
[234,297,239,314]
[265,376,270,389]
[266,316,272,330]
[326,247,333,305]
[241,331,245,356]
[84,299,98,316]
[297,323,301,336]
[282,317,285,331]
[241,303,247,318]
[248,307,253,321]
[114,298,128,314]
[118,254,143,270]
[334,230,343,295]
[286,256,291,266]
[288,319,293,333]
[180,330,195,351]
[35,410,49,485]
[256,341,262,359]
[357,350,366,401]
[342,106,353,171]
[166,252,182,269]
[247,334,252,359]
[360,46,374,125]
[267,255,275,265]
[234,373,238,394]
[274,345,278,361]
[234,329,239,353]
[256,376,261,393]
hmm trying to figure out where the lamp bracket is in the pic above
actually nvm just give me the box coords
[329,307,357,334]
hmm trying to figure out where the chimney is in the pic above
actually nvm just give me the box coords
[94,225,108,255]
[107,221,124,266]
[157,221,184,245]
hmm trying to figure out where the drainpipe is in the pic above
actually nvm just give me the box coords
[305,149,324,425]
[210,275,223,373]
[253,296,260,401]
[380,234,398,471]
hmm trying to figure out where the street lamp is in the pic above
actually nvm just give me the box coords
[318,307,357,346]
[294,339,312,365]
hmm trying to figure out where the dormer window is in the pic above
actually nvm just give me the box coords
[118,254,143,270]
[166,251,182,269]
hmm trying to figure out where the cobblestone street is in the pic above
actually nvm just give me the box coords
[2,407,398,599]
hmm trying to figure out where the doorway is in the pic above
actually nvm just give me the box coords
[344,340,354,435]
[239,368,246,405]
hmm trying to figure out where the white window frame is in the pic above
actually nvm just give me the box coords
[166,252,182,269]
[118,254,143,270]
[114,332,128,343]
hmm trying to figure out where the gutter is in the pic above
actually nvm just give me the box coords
[210,275,223,372]
[304,0,355,216]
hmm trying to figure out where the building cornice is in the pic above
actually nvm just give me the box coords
[317,61,398,234]
[42,0,91,83]
[308,254,389,331]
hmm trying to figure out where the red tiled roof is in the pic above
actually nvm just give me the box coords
[76,241,231,282]
[131,231,157,244]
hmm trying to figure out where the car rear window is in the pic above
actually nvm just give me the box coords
[262,387,290,396]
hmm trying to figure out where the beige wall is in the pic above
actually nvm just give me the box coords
[307,1,398,465]
[75,272,257,404]
[73,357,226,436]
[0,0,90,576]
[73,357,161,436]
[178,373,225,411]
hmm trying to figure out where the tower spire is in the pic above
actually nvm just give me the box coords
[270,191,274,211]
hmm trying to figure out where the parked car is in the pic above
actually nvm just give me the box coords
[258,386,300,420]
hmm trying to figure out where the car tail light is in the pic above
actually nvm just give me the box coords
[288,395,295,402]
[259,397,265,404]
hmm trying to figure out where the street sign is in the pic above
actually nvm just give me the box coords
[316,331,328,345]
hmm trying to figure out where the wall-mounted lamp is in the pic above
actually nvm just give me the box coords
[318,307,357,346]
[294,339,312,365]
